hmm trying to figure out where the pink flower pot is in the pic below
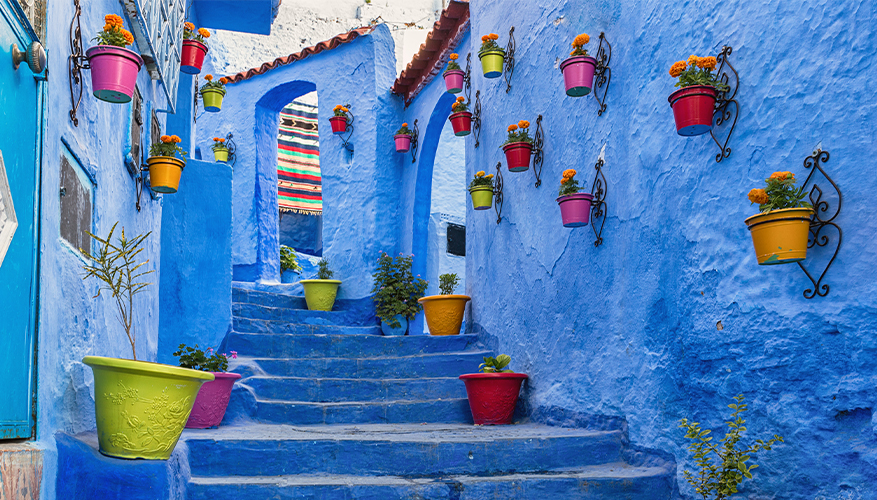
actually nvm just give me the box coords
[330,116,349,134]
[560,56,597,97]
[503,142,533,172]
[459,373,528,425]
[86,45,143,104]
[184,372,242,428]
[394,134,412,153]
[443,70,464,94]
[557,192,594,227]
[668,85,718,136]
[181,40,208,75]
[449,111,472,136]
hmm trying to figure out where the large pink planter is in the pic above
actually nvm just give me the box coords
[560,56,597,97]
[86,45,143,103]
[185,372,242,429]
[443,70,464,94]
[557,193,594,227]
[394,134,412,153]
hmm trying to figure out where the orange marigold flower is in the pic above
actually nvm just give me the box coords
[518,120,530,129]
[103,23,113,32]
[341,106,349,112]
[198,28,210,38]
[204,74,213,81]
[507,124,518,132]
[213,137,220,141]
[481,35,488,42]
[476,171,486,177]
[669,61,687,78]
[563,168,577,178]
[334,105,342,110]
[105,14,123,27]
[687,54,699,67]
[184,22,195,31]
[218,138,225,143]
[573,33,589,47]
[489,33,499,40]
[748,188,769,205]
[171,135,181,143]
[449,53,458,60]
[456,96,465,102]
[160,135,171,143]
[121,29,134,45]
[697,56,717,70]
[219,77,228,84]
[485,174,494,179]
[402,122,408,127]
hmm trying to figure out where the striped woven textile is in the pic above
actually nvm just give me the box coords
[277,101,322,215]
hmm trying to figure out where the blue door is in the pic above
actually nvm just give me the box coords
[0,0,42,439]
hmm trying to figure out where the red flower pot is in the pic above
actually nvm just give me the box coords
[330,116,349,134]
[181,40,208,75]
[184,372,242,428]
[668,85,718,136]
[449,111,472,136]
[557,192,594,227]
[444,69,464,94]
[503,142,533,172]
[394,134,412,153]
[459,373,528,425]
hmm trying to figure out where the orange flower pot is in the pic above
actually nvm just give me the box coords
[418,295,470,336]
[147,156,185,194]
[744,208,814,265]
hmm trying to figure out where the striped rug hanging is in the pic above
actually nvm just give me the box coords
[278,101,322,215]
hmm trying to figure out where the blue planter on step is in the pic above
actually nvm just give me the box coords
[381,315,408,336]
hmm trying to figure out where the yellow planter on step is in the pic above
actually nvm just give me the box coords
[744,207,814,265]
[418,295,471,336]
[300,279,342,311]
[147,156,185,194]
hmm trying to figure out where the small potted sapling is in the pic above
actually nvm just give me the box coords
[174,344,241,429]
[299,258,341,311]
[667,54,729,136]
[459,355,528,425]
[745,171,814,265]
[280,245,302,284]
[418,273,470,336]
[372,252,428,336]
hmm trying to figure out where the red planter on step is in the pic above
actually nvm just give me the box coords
[503,142,533,172]
[444,70,465,94]
[181,40,208,75]
[557,192,594,227]
[185,372,242,428]
[668,85,717,136]
[459,373,528,425]
[330,116,349,134]
[449,111,472,136]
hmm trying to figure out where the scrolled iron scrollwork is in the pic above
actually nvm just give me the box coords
[473,90,482,149]
[590,157,608,247]
[68,0,89,126]
[493,162,504,224]
[709,45,739,163]
[796,148,841,299]
[531,115,544,188]
[409,119,420,164]
[593,32,612,116]
[503,27,515,93]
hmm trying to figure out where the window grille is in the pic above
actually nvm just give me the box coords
[14,0,46,41]
[122,0,185,112]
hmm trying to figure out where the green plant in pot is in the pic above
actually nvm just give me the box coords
[418,273,470,336]
[679,394,784,499]
[371,252,428,336]
[299,257,341,311]
[468,170,495,210]
[174,344,241,429]
[459,355,528,425]
[280,245,302,284]
[80,222,213,460]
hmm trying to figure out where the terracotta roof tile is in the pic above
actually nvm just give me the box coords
[225,26,375,84]
[392,0,469,106]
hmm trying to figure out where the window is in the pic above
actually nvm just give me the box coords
[446,223,465,257]
[125,86,143,177]
[59,147,94,255]
[122,0,185,112]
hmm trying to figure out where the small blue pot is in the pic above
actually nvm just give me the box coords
[381,315,408,336]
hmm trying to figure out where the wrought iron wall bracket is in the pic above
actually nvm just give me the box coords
[464,53,473,102]
[593,32,612,116]
[504,26,516,93]
[224,132,237,168]
[493,162,504,224]
[709,45,739,163]
[472,90,482,148]
[135,164,152,212]
[795,148,841,299]
[338,112,355,153]
[68,0,90,127]
[590,157,608,247]
[409,119,420,163]
[531,115,544,187]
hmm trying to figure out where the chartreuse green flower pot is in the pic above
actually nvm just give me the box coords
[201,88,226,112]
[479,49,505,78]
[82,356,214,460]
[300,279,342,311]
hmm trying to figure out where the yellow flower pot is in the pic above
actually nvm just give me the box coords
[418,295,471,336]
[147,156,185,194]
[300,279,342,311]
[744,207,814,265]
[213,146,229,163]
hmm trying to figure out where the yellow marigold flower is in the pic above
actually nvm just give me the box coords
[476,171,486,178]
[518,120,530,129]
[198,28,210,38]
[121,29,134,45]
[507,124,518,132]
[449,53,458,60]
[485,174,494,179]
[171,135,181,143]
[185,22,195,31]
[563,168,577,178]
[573,33,589,47]
[219,77,228,84]
[489,33,499,40]
[748,188,769,205]
[669,61,687,78]
[160,135,171,143]
[204,74,213,81]
[687,54,699,67]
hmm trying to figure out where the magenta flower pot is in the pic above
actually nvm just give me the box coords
[394,134,412,153]
[86,45,143,104]
[184,372,242,428]
[560,56,597,97]
[444,70,464,94]
[503,142,533,172]
[668,85,718,136]
[557,192,594,227]
[449,112,472,136]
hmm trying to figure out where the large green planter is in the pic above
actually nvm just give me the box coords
[201,88,226,112]
[300,279,342,311]
[82,356,214,460]
[479,49,505,78]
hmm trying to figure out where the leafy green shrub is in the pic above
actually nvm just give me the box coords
[280,245,302,274]
[747,171,812,213]
[317,258,334,280]
[371,253,428,328]
[439,273,459,295]
[173,344,237,372]
[479,355,513,373]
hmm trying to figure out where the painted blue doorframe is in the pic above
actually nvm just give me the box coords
[0,0,43,439]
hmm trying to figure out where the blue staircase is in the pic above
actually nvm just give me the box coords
[180,286,675,499]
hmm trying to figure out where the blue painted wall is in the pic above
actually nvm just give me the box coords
[398,1,877,498]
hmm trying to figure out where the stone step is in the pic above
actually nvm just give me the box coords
[247,352,488,378]
[244,376,467,402]
[187,465,673,500]
[233,301,377,327]
[225,333,481,359]
[245,397,475,426]
[233,287,368,313]
[183,424,628,478]
[233,317,381,335]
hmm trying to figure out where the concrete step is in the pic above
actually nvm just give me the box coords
[246,397,475,426]
[183,424,628,479]
[187,464,674,500]
[225,333,481,359]
[233,317,381,335]
[244,376,467,402]
[233,301,377,327]
[252,353,487,378]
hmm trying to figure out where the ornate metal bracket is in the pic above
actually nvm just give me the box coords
[531,115,544,188]
[590,157,608,247]
[409,119,420,163]
[339,111,355,153]
[593,32,612,116]
[68,0,90,127]
[224,132,237,168]
[135,164,150,212]
[796,148,841,299]
[493,162,504,224]
[472,90,482,149]
[464,53,472,102]
[504,27,516,93]
[710,45,739,163]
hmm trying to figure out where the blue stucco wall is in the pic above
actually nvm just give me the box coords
[196,24,402,299]
[158,159,232,364]
[398,1,877,498]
